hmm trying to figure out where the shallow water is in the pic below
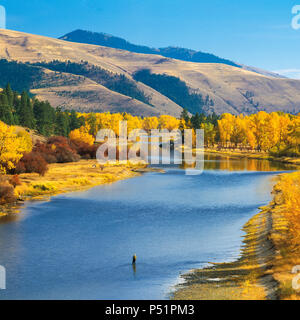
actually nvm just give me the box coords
[0,155,294,299]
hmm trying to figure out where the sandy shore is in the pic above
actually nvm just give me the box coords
[173,156,300,300]
[172,203,277,300]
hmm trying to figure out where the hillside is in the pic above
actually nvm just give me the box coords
[59,29,284,79]
[59,29,240,68]
[0,29,300,115]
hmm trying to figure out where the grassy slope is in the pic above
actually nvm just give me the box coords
[0,29,183,116]
[1,29,300,115]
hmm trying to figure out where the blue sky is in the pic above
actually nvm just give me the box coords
[1,0,300,77]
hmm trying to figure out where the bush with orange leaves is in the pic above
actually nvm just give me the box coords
[0,175,17,205]
[15,152,48,176]
[70,139,98,159]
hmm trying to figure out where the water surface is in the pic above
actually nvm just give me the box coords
[0,155,294,299]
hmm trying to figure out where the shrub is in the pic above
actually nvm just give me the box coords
[47,136,80,163]
[270,145,300,158]
[33,137,80,164]
[70,140,98,159]
[9,175,21,187]
[0,176,17,204]
[15,152,48,176]
[47,136,69,146]
[53,145,80,163]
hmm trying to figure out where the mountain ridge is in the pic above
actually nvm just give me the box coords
[59,29,284,79]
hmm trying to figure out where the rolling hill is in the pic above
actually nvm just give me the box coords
[59,29,240,68]
[59,29,284,79]
[0,28,300,116]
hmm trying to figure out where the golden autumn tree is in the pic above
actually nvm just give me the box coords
[95,112,114,133]
[124,113,143,134]
[0,121,33,173]
[231,115,247,147]
[142,117,159,131]
[273,112,291,144]
[244,117,256,150]
[278,173,300,247]
[287,116,300,154]
[69,127,95,146]
[248,111,272,151]
[201,122,216,147]
[159,115,180,131]
[109,113,124,136]
[218,113,234,147]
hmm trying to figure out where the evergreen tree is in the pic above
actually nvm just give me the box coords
[0,93,14,125]
[33,100,56,136]
[19,91,35,128]
[191,113,201,129]
[86,113,97,136]
[180,108,190,124]
[4,83,14,106]
[69,110,85,131]
[55,109,70,136]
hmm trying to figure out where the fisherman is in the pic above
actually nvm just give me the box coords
[132,254,137,264]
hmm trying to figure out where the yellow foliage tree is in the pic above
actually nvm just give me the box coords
[69,127,95,145]
[142,117,159,131]
[278,173,300,247]
[159,115,180,131]
[218,113,234,147]
[0,122,33,173]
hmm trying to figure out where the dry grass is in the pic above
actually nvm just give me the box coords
[1,29,300,115]
[13,160,141,200]
[268,172,300,300]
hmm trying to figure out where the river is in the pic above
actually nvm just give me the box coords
[0,154,295,299]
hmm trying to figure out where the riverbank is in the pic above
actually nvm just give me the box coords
[0,160,143,217]
[204,148,300,166]
[173,171,300,300]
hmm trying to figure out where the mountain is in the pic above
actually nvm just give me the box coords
[59,29,284,78]
[59,30,240,67]
[1,29,300,116]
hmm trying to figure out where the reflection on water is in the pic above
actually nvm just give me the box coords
[132,263,136,275]
[180,153,297,172]
[0,155,295,300]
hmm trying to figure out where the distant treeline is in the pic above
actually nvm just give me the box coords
[31,60,152,106]
[0,83,85,136]
[0,59,43,93]
[133,69,214,114]
[0,59,215,115]
[0,59,152,106]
